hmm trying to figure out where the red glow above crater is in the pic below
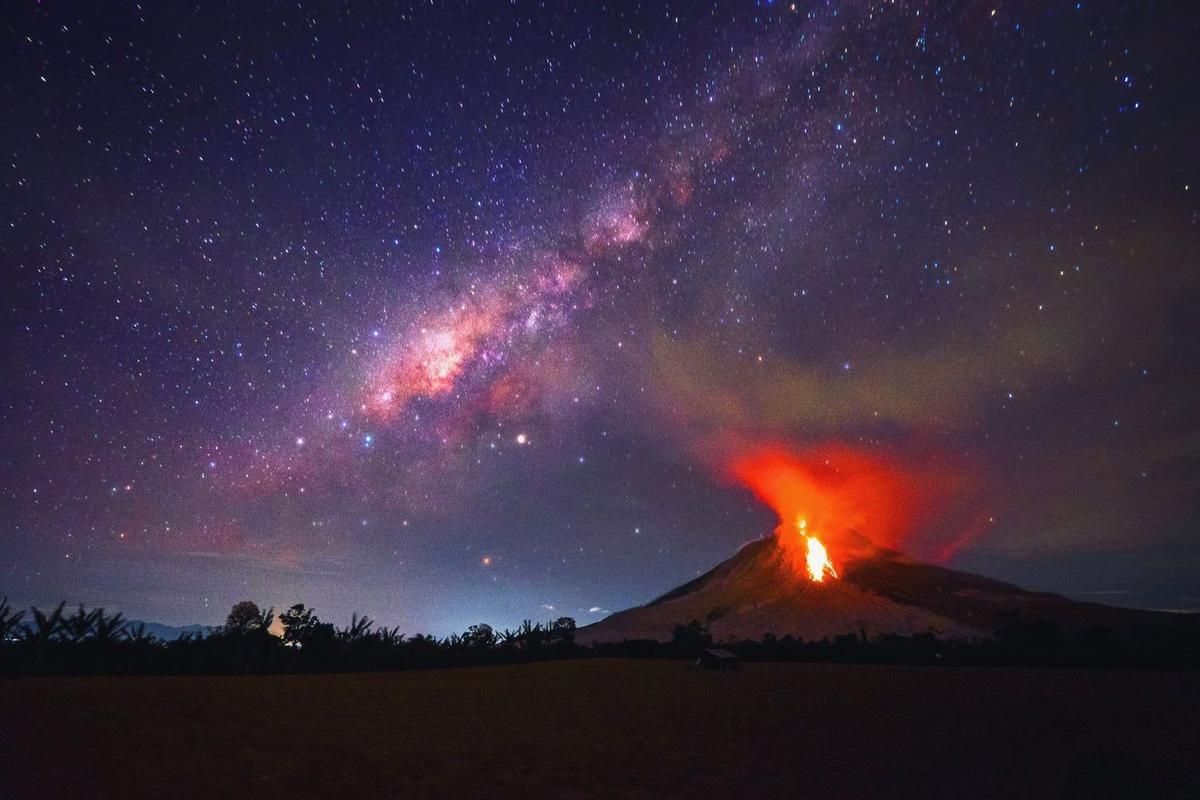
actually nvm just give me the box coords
[730,444,971,571]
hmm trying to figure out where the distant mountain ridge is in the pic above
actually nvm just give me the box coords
[124,621,216,640]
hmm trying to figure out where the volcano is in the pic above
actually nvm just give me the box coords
[576,533,1197,645]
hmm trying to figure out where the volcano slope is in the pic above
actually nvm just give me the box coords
[576,534,1198,645]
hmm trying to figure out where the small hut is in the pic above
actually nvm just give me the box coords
[696,648,739,671]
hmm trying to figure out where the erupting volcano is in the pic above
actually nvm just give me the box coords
[724,448,950,578]
[576,446,1198,646]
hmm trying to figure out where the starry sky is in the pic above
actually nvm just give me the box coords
[3,1,1198,632]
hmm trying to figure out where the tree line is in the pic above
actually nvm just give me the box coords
[0,597,581,676]
[2,596,1197,677]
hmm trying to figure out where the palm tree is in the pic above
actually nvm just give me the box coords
[23,602,66,644]
[338,612,374,642]
[19,602,67,676]
[124,623,157,645]
[63,605,100,643]
[0,597,25,641]
[516,620,545,649]
[91,609,127,644]
[376,626,404,647]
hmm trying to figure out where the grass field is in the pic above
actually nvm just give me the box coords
[3,659,1198,799]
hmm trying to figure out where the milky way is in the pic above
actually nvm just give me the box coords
[3,2,1198,631]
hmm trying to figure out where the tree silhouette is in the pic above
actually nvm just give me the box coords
[376,626,404,647]
[124,623,157,645]
[63,605,100,643]
[91,609,127,644]
[225,601,271,635]
[0,597,25,641]
[514,620,544,649]
[280,604,330,647]
[23,602,66,644]
[4,594,1192,677]
[338,612,374,642]
[465,623,497,649]
[670,619,712,648]
[550,617,577,645]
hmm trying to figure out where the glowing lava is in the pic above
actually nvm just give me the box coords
[798,519,838,582]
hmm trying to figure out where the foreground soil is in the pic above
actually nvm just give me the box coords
[3,659,1198,799]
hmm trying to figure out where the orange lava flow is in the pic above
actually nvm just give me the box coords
[799,520,838,582]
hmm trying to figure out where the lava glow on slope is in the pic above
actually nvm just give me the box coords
[731,445,940,580]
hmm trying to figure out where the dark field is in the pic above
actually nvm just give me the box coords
[3,659,1198,799]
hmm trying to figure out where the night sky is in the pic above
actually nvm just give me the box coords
[3,1,1197,633]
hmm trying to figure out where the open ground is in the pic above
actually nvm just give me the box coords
[3,659,1198,799]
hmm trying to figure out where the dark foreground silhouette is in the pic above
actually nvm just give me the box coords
[2,596,1199,677]
[3,659,1198,800]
